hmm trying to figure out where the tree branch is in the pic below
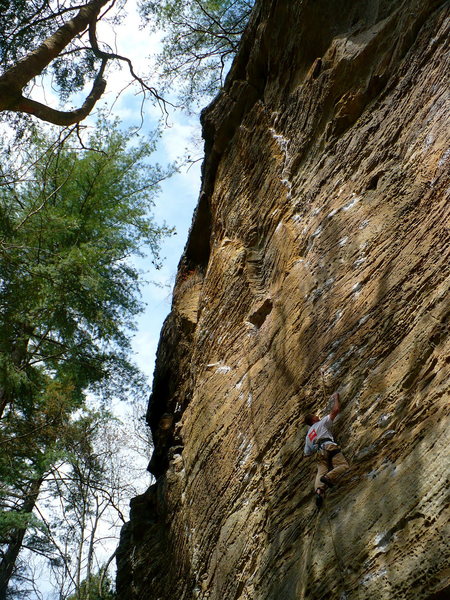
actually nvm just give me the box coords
[15,167,75,230]
[0,0,109,95]
[5,4,87,46]
[99,548,116,595]
[0,0,110,123]
[88,17,170,110]
[10,61,107,125]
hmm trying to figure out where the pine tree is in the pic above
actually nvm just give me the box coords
[0,119,173,597]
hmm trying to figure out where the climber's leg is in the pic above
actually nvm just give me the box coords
[325,451,349,484]
[314,452,329,491]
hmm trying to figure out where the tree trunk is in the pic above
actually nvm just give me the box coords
[0,389,8,421]
[0,477,43,600]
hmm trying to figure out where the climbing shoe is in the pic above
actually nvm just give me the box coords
[315,489,324,509]
[320,475,334,488]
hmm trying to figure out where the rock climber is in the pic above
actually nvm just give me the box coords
[303,392,349,508]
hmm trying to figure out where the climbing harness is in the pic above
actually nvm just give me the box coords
[317,437,334,449]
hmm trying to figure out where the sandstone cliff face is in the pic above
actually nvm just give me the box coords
[116,1,450,599]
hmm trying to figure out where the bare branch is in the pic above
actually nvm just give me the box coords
[192,0,236,38]
[99,549,116,595]
[5,4,87,47]
[88,16,171,112]
[1,417,59,444]
[14,167,74,230]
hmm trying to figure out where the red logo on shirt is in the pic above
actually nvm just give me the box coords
[308,429,317,442]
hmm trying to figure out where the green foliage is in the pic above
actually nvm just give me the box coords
[67,570,116,600]
[0,0,255,125]
[0,0,101,94]
[0,511,43,538]
[0,118,174,595]
[0,116,172,489]
[0,118,173,408]
[140,0,255,107]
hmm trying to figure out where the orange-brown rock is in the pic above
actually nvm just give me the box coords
[117,1,450,599]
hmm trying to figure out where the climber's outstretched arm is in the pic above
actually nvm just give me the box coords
[329,392,341,421]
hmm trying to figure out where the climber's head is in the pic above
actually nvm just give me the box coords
[304,414,320,426]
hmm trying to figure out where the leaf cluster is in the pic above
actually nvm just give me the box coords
[0,0,101,95]
[140,0,255,108]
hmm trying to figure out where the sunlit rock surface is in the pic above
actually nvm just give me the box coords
[116,1,450,598]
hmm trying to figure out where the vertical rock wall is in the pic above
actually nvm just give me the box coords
[117,1,450,599]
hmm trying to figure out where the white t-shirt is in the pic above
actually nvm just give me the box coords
[303,415,336,455]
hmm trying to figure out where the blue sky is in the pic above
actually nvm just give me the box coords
[95,2,204,382]
[119,100,203,382]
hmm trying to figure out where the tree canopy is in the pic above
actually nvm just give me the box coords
[0,120,173,596]
[0,0,255,125]
[0,119,173,417]
[140,0,255,108]
[0,0,163,125]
